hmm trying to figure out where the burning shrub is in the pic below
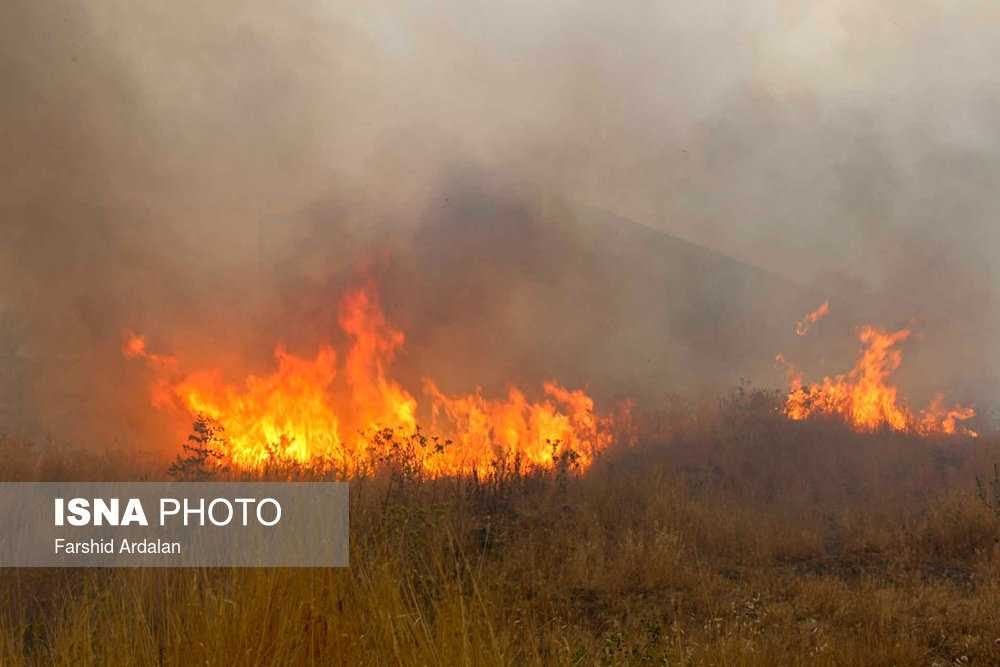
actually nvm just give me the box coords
[167,415,228,481]
[779,306,976,437]
[125,283,616,476]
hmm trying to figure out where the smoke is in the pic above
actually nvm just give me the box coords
[2,0,998,446]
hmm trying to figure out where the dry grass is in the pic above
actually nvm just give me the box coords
[1,388,999,665]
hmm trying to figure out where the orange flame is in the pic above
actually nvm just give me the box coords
[424,380,611,473]
[122,332,178,408]
[780,325,976,437]
[125,284,613,472]
[795,301,829,336]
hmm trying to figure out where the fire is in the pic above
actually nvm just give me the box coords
[125,284,612,472]
[122,332,178,408]
[795,301,829,336]
[424,380,610,473]
[779,324,976,437]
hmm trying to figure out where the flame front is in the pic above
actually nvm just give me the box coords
[423,380,610,473]
[125,284,612,472]
[780,324,976,436]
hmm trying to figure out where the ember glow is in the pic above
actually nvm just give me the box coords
[124,284,613,473]
[779,325,976,437]
[795,301,829,336]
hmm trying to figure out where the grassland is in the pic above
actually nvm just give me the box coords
[1,387,999,665]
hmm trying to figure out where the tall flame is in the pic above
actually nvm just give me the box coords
[795,301,829,336]
[780,325,976,436]
[124,284,613,472]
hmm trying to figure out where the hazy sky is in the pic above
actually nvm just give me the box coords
[6,1,999,282]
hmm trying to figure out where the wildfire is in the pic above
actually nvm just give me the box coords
[124,284,613,473]
[795,301,829,336]
[779,323,976,437]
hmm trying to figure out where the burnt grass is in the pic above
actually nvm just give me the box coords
[1,386,1000,665]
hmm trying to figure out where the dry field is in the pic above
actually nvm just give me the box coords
[1,387,999,666]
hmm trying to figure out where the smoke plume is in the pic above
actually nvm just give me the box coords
[2,0,998,448]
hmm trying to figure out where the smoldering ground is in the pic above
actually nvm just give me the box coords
[2,0,999,450]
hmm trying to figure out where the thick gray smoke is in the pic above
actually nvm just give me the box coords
[2,0,998,448]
